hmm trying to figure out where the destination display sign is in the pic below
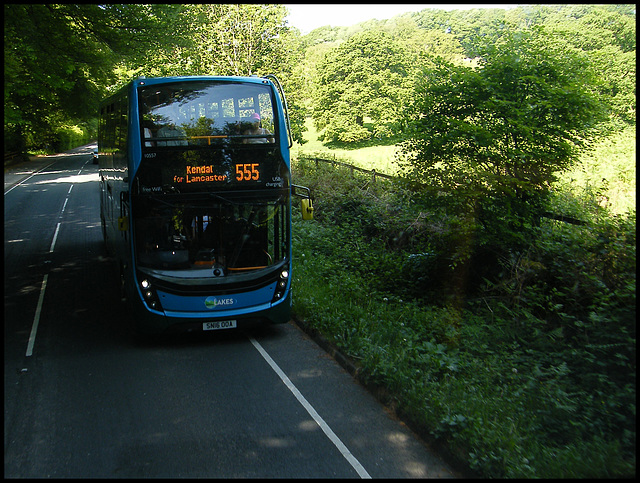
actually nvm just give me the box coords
[171,163,260,185]
[136,150,289,193]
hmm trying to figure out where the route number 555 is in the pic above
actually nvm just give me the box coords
[235,163,260,181]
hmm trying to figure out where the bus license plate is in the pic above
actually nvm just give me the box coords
[203,320,237,331]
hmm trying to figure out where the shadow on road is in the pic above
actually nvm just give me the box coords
[40,237,287,354]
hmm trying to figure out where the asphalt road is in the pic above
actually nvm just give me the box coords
[4,145,457,478]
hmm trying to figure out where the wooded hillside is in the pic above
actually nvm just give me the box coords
[5,4,635,154]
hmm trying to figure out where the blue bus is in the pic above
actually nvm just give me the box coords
[98,75,312,335]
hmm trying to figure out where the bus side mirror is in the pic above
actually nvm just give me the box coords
[301,198,314,221]
[292,184,314,221]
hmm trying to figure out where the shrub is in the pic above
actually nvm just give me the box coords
[52,122,95,152]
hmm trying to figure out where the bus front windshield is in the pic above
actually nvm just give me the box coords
[134,192,289,279]
[139,81,276,146]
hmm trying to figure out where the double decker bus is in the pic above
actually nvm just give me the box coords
[98,75,312,335]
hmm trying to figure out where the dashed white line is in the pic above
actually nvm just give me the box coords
[11,152,93,357]
[249,337,372,479]
[26,274,48,357]
[51,179,75,250]
[49,222,61,253]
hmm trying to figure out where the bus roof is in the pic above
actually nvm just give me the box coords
[132,75,271,87]
[99,75,275,109]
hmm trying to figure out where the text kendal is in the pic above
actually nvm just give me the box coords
[175,165,229,184]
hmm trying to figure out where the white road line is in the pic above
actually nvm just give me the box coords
[26,274,48,357]
[49,222,61,253]
[3,161,57,195]
[249,337,372,479]
[13,154,90,357]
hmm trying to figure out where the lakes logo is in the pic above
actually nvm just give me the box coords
[205,296,236,309]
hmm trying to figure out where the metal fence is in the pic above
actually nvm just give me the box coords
[295,154,395,182]
[294,154,587,226]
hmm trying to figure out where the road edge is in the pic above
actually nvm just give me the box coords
[290,315,476,479]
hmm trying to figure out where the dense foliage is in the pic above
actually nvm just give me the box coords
[401,28,605,193]
[4,4,185,152]
[4,4,306,152]
[312,31,412,143]
[399,26,609,256]
[307,4,634,145]
[6,4,634,154]
[291,152,635,477]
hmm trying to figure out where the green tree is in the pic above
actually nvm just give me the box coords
[4,4,183,152]
[542,5,636,125]
[135,4,306,144]
[400,27,606,246]
[312,30,411,143]
[187,4,291,77]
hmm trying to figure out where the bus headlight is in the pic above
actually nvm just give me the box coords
[138,275,162,312]
[272,266,290,303]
